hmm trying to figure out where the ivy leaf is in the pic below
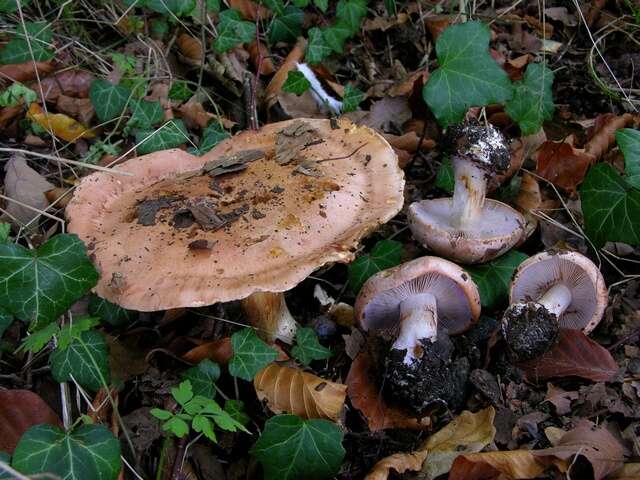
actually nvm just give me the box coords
[322,22,352,53]
[168,81,193,102]
[250,415,345,480]
[269,6,304,43]
[0,451,11,479]
[172,380,194,406]
[422,21,513,126]
[145,0,196,15]
[314,0,328,11]
[136,119,190,155]
[342,84,364,112]
[50,330,111,392]
[0,222,10,242]
[12,424,121,480]
[57,316,100,350]
[0,234,98,327]
[466,251,528,309]
[89,79,131,123]
[505,62,554,135]
[229,328,278,381]
[580,163,640,247]
[17,322,59,354]
[88,295,135,327]
[127,99,164,131]
[0,0,31,13]
[192,122,230,156]
[306,27,332,64]
[182,359,221,398]
[0,22,53,65]
[291,327,332,366]
[0,308,12,340]
[435,157,455,192]
[616,128,640,189]
[282,71,311,95]
[336,0,368,34]
[0,83,37,107]
[224,399,250,426]
[348,239,403,293]
[214,9,255,53]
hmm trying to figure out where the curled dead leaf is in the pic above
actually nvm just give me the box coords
[543,383,578,415]
[254,363,346,422]
[585,113,634,160]
[56,95,95,125]
[518,329,619,383]
[176,33,203,64]
[266,37,307,110]
[0,60,53,84]
[610,463,640,479]
[425,15,452,40]
[364,451,428,480]
[182,337,233,365]
[38,69,95,101]
[27,103,95,142]
[0,390,63,454]
[229,0,270,21]
[448,450,547,480]
[535,138,594,194]
[346,352,431,431]
[383,132,435,154]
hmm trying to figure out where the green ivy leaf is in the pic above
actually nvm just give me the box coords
[616,128,640,189]
[89,79,132,123]
[466,251,528,309]
[250,415,345,480]
[282,70,311,95]
[192,122,231,156]
[580,163,640,247]
[88,295,135,327]
[17,322,59,354]
[50,330,111,392]
[342,84,364,112]
[206,0,221,12]
[422,21,513,126]
[314,0,328,12]
[306,27,332,64]
[0,223,10,242]
[0,308,12,340]
[124,0,196,15]
[168,81,193,102]
[229,328,278,381]
[0,83,37,107]
[12,424,121,480]
[182,359,221,398]
[127,99,164,131]
[172,380,194,406]
[57,316,100,350]
[291,328,332,366]
[505,62,554,135]
[214,9,255,53]
[348,239,403,293]
[0,451,11,479]
[224,399,250,426]
[0,22,53,65]
[336,0,367,34]
[435,157,454,192]
[322,21,351,53]
[0,234,98,327]
[269,6,304,43]
[0,0,31,13]
[136,119,190,155]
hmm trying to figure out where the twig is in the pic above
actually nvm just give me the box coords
[243,71,259,131]
[170,436,188,480]
[316,143,369,163]
[0,148,133,176]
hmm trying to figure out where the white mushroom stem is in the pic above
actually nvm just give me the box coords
[393,293,438,365]
[536,283,572,317]
[241,292,297,344]
[452,157,487,228]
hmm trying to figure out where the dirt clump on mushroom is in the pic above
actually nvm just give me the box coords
[501,302,560,362]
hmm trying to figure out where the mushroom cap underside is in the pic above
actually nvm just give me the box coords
[509,251,607,333]
[355,256,481,335]
[66,118,404,311]
[407,198,525,264]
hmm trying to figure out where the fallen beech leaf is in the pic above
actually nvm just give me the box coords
[37,69,95,101]
[585,113,634,160]
[0,390,63,454]
[27,103,95,142]
[383,132,435,153]
[363,13,409,32]
[248,41,275,76]
[543,383,578,415]
[182,337,233,365]
[387,70,427,97]
[56,94,95,125]
[45,187,73,209]
[0,60,53,84]
[178,100,215,129]
[3,154,54,228]
[229,0,270,21]
[0,104,23,127]
[518,329,619,382]
[535,138,594,193]
[266,37,307,109]
[425,15,452,40]
[534,420,624,480]
[364,451,428,480]
[254,363,346,421]
[449,450,547,480]
[176,33,203,63]
[421,407,496,479]
[359,96,412,132]
[346,352,431,431]
[106,333,150,383]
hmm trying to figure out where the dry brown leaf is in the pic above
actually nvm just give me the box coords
[37,69,95,101]
[266,37,307,109]
[363,13,409,32]
[425,15,452,40]
[3,154,54,228]
[45,186,73,209]
[518,329,619,383]
[176,33,203,63]
[346,352,431,431]
[27,103,95,142]
[543,383,579,415]
[585,113,634,159]
[383,132,435,153]
[248,41,275,76]
[359,96,412,132]
[364,451,428,480]
[0,60,53,84]
[535,138,594,194]
[229,0,270,21]
[448,450,547,480]
[254,363,346,421]
[534,419,624,480]
[0,390,63,454]
[610,463,640,479]
[182,337,233,365]
[0,104,24,128]
[56,94,95,125]
[106,334,150,383]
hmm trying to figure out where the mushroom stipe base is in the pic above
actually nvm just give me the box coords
[502,303,560,363]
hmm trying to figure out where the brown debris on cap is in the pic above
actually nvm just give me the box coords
[66,118,404,311]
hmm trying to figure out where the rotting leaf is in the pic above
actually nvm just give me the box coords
[137,196,181,226]
[448,449,547,480]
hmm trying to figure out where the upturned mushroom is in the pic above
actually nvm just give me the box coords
[354,256,481,415]
[407,121,525,264]
[66,118,404,343]
[501,250,607,362]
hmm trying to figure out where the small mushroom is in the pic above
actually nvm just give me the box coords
[407,121,526,264]
[354,256,481,415]
[501,250,607,362]
[66,119,404,344]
